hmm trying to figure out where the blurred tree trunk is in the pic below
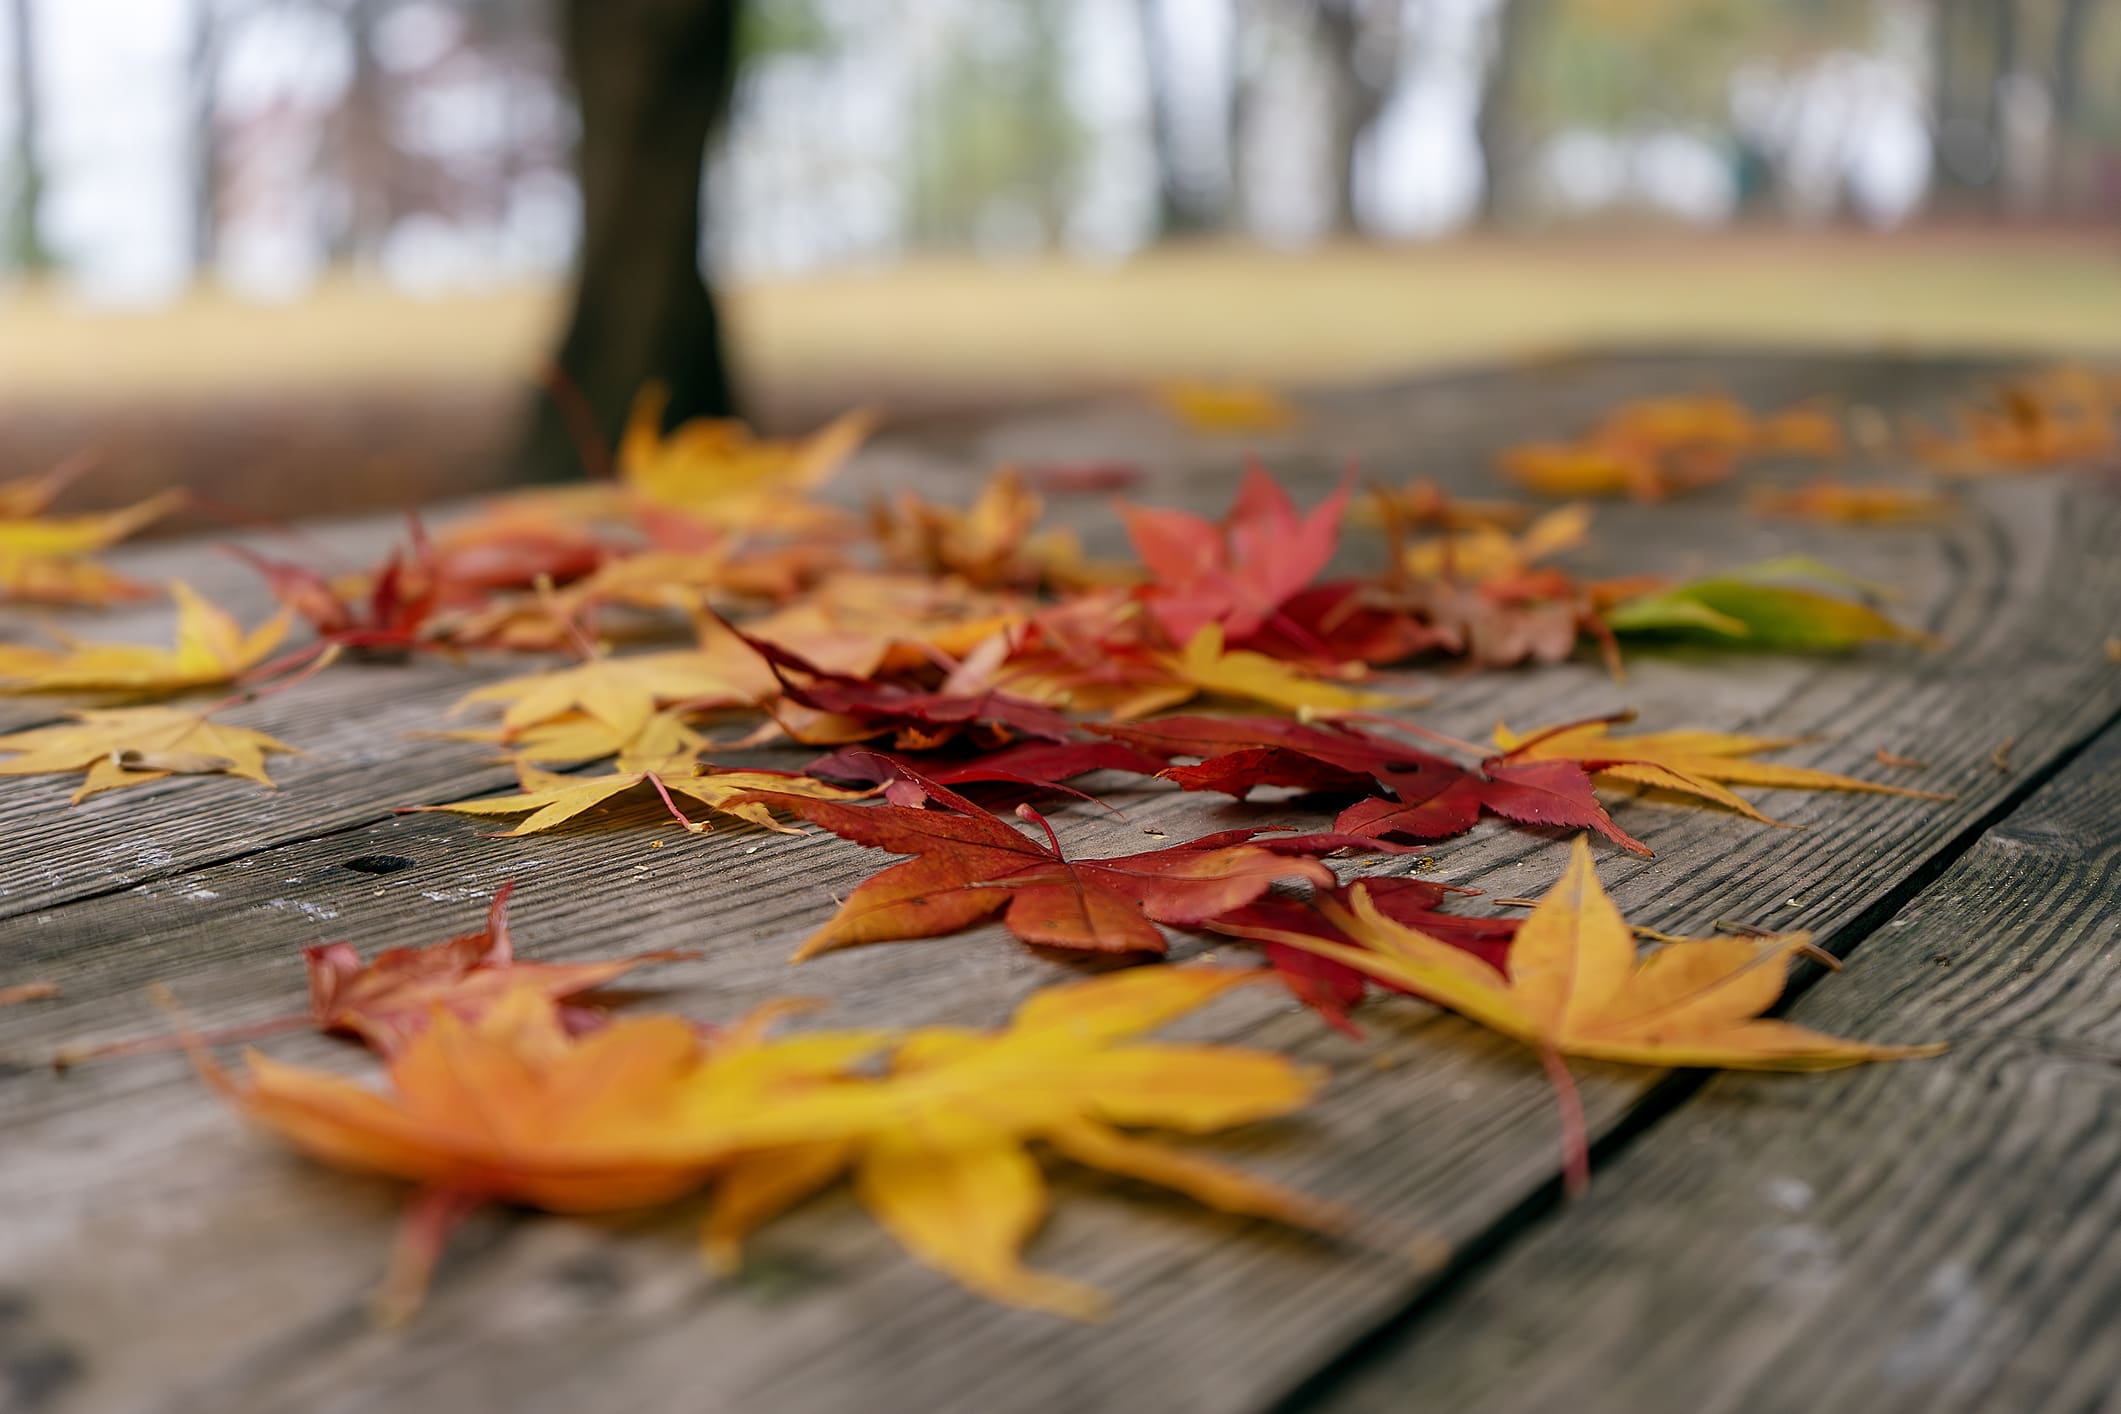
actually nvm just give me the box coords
[1313,0,1395,238]
[519,0,740,483]
[186,0,220,275]
[1136,0,1228,237]
[1475,0,1542,225]
[4,0,50,273]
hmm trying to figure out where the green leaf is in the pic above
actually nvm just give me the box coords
[1603,576,1931,652]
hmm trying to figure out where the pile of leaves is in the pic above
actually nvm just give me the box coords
[14,366,2099,1322]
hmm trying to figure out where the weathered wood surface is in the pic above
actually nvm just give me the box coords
[2,351,2117,1414]
[1310,719,2121,1414]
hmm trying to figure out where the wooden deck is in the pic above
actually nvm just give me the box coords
[4,350,2119,1414]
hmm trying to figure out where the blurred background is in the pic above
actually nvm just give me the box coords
[2,0,2118,516]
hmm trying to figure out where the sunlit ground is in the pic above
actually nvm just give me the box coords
[1,229,2115,516]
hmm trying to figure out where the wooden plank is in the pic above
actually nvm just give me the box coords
[2,353,2117,1414]
[1302,719,2121,1414]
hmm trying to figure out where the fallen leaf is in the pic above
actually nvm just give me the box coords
[1493,714,1953,824]
[193,986,880,1321]
[0,705,299,801]
[1152,624,1399,717]
[804,739,1167,804]
[1235,836,1941,1189]
[0,488,186,559]
[1093,715,1648,853]
[1152,379,1301,433]
[298,885,697,1053]
[1748,479,1953,525]
[0,582,292,693]
[1123,462,1351,644]
[744,771,1337,959]
[0,981,59,1007]
[408,756,860,836]
[701,966,1344,1317]
[1601,560,1930,651]
[620,386,873,526]
[1211,878,1516,1036]
[452,642,770,740]
[730,622,1075,748]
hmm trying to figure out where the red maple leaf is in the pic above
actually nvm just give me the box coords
[1122,462,1353,644]
[740,770,1341,958]
[731,622,1074,748]
[1091,715,1649,853]
[804,739,1167,806]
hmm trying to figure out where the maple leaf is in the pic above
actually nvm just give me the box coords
[0,705,298,801]
[0,555,155,607]
[619,386,873,525]
[1152,379,1301,433]
[297,885,697,1053]
[233,539,442,658]
[1146,624,1400,718]
[1602,558,1932,651]
[745,772,1337,959]
[1492,714,1952,824]
[1237,836,1941,1188]
[192,986,884,1321]
[804,739,1167,805]
[1748,478,1954,525]
[1398,503,1589,586]
[0,582,291,693]
[739,572,1029,679]
[408,755,862,836]
[730,623,1075,749]
[1910,366,2116,473]
[1123,463,1352,644]
[1211,878,1516,1036]
[55,886,696,1069]
[700,966,1344,1317]
[1093,715,1649,853]
[0,488,186,560]
[872,470,1098,590]
[0,459,182,604]
[452,642,772,740]
[439,707,708,768]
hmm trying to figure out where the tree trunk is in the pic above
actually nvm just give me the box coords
[1475,0,1542,226]
[1313,0,1397,239]
[187,0,219,275]
[4,0,50,273]
[518,0,740,483]
[1136,0,1222,238]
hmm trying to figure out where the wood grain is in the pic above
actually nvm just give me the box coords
[2,351,2117,1414]
[1305,720,2121,1414]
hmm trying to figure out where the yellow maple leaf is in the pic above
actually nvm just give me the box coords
[437,707,708,768]
[1152,379,1301,434]
[1228,836,1940,1188]
[1493,715,1952,825]
[1401,503,1590,585]
[696,967,1345,1318]
[0,554,152,607]
[452,645,772,740]
[0,582,290,693]
[0,705,298,802]
[1151,624,1398,718]
[0,488,185,560]
[408,758,860,835]
[619,386,874,523]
